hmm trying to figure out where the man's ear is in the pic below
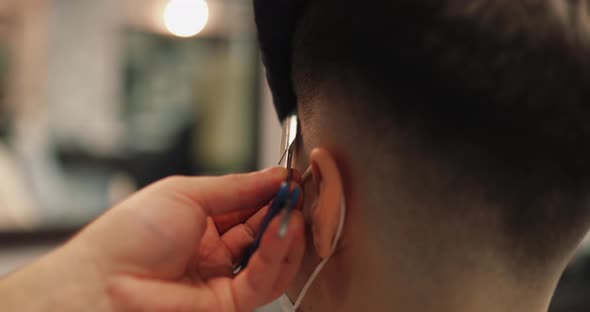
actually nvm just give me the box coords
[309,148,344,259]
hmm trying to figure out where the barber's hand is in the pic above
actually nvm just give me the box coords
[0,168,305,312]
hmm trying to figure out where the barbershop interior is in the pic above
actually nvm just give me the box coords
[0,1,589,311]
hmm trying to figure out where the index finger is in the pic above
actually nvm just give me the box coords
[161,167,288,216]
[212,169,302,232]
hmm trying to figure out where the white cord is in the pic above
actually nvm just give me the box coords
[293,195,346,310]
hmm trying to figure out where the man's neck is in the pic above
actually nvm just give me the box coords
[336,227,561,312]
[291,221,564,312]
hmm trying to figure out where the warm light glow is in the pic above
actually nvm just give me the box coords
[164,0,209,38]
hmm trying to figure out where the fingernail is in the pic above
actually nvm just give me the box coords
[278,211,290,239]
[278,187,301,238]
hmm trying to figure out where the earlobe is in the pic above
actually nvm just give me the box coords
[309,148,344,259]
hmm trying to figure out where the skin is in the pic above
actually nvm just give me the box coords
[0,117,569,312]
[0,167,305,312]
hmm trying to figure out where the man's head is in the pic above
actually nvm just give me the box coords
[259,0,590,310]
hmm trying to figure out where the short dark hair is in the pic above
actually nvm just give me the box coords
[291,0,590,259]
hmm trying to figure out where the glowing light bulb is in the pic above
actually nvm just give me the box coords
[164,0,209,38]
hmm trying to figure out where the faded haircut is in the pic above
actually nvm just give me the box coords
[291,0,590,259]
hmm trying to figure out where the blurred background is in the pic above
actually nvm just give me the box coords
[0,0,588,311]
[0,0,280,275]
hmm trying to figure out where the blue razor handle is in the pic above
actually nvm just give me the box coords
[240,182,290,268]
